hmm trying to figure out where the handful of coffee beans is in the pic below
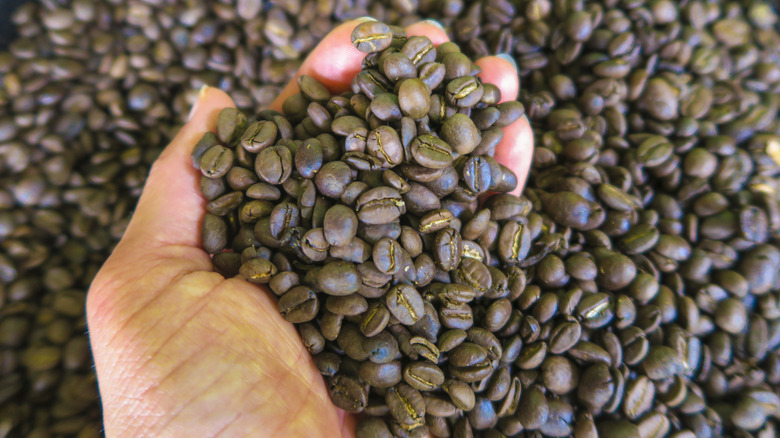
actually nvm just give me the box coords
[193,21,531,437]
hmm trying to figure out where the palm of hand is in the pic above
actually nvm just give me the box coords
[90,247,352,437]
[87,20,532,437]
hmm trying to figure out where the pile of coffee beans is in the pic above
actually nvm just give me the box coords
[0,0,779,436]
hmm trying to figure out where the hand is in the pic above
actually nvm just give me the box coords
[86,19,534,437]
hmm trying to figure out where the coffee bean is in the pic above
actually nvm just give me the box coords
[317,261,360,296]
[373,237,404,275]
[200,145,234,178]
[298,75,330,102]
[401,36,436,66]
[399,79,431,120]
[351,21,393,53]
[386,284,425,325]
[403,361,445,391]
[239,258,278,283]
[433,227,463,271]
[255,146,292,185]
[622,376,655,421]
[446,76,484,108]
[322,204,358,247]
[329,375,368,413]
[577,363,615,413]
[448,342,493,382]
[381,52,416,82]
[356,417,393,438]
[366,126,404,167]
[356,186,406,225]
[278,286,319,323]
[386,383,426,427]
[641,345,684,380]
[359,360,402,388]
[216,108,248,145]
[441,114,481,155]
[598,421,641,438]
[241,120,277,153]
[517,385,549,430]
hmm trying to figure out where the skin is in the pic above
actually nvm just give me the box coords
[86,19,534,438]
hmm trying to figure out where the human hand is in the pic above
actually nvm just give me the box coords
[86,18,534,437]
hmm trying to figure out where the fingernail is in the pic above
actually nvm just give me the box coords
[497,53,518,71]
[188,85,209,121]
[355,16,377,23]
[422,19,445,31]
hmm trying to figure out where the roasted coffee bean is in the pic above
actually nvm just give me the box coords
[241,120,277,153]
[329,375,368,413]
[278,286,319,323]
[381,52,417,82]
[622,375,654,421]
[598,421,641,438]
[359,360,402,388]
[446,76,484,108]
[517,385,549,430]
[403,361,445,391]
[200,145,234,178]
[294,138,323,179]
[356,186,406,224]
[641,345,684,380]
[366,126,404,167]
[494,101,525,128]
[578,363,615,413]
[448,342,493,382]
[399,79,431,120]
[255,146,292,185]
[239,257,278,284]
[386,284,425,325]
[202,213,228,254]
[351,21,394,53]
[418,62,446,90]
[356,417,393,438]
[410,135,453,170]
[386,383,426,427]
[401,36,436,66]
[317,261,360,296]
[373,237,404,275]
[323,204,358,247]
[433,227,463,271]
[316,161,353,198]
[364,330,400,364]
[441,114,481,155]
[541,355,579,395]
[216,108,248,145]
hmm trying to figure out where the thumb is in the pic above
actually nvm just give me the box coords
[117,86,236,256]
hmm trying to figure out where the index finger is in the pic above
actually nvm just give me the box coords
[269,19,368,112]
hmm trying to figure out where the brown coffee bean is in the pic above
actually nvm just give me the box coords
[386,284,425,325]
[278,286,319,323]
[351,21,393,53]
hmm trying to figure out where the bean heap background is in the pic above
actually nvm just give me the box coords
[0,0,779,437]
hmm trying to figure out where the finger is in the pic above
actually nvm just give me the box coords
[494,115,534,195]
[270,19,370,112]
[117,86,236,255]
[405,20,449,46]
[475,55,520,103]
[475,55,533,194]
